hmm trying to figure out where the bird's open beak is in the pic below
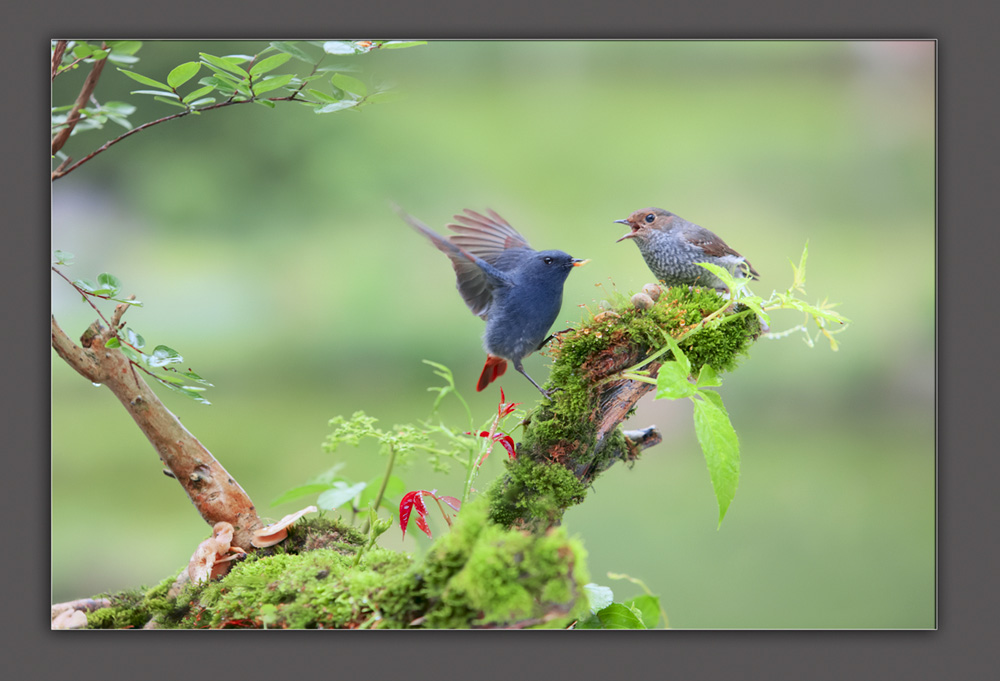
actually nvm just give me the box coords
[613,218,636,242]
[572,258,590,267]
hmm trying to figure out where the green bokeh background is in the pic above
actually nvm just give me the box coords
[51,40,934,628]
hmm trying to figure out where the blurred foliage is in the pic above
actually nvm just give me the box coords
[51,40,934,628]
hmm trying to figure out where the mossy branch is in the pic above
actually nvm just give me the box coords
[485,285,763,531]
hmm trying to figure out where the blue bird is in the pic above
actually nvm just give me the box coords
[396,206,588,397]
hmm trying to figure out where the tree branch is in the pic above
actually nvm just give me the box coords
[51,312,263,548]
[51,44,108,156]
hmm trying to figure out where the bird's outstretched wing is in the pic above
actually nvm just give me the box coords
[447,209,532,264]
[394,205,511,318]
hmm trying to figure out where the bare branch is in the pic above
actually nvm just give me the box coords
[51,313,263,547]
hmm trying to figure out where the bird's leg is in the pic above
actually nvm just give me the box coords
[513,358,558,399]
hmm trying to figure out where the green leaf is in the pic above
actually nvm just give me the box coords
[167,61,201,88]
[129,89,179,98]
[249,53,291,76]
[117,68,171,91]
[119,345,141,364]
[106,54,139,65]
[148,345,183,368]
[179,369,212,386]
[330,73,368,97]
[156,379,210,405]
[592,603,647,629]
[692,391,741,526]
[104,337,120,348]
[790,241,809,291]
[97,273,122,296]
[252,73,294,94]
[199,53,248,77]
[270,483,334,507]
[623,595,662,629]
[695,364,721,388]
[315,100,358,114]
[311,462,347,485]
[125,328,145,349]
[182,85,215,103]
[655,362,696,400]
[107,40,143,56]
[101,101,136,115]
[199,70,242,90]
[254,99,276,109]
[72,43,94,59]
[380,40,427,50]
[154,96,188,109]
[307,88,340,103]
[317,481,368,510]
[187,98,217,108]
[323,41,360,55]
[53,250,74,265]
[584,583,614,612]
[696,261,741,293]
[271,41,313,62]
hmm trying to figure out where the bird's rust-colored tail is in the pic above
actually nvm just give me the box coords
[477,355,508,392]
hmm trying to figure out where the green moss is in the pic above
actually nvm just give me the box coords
[388,500,589,628]
[486,457,587,528]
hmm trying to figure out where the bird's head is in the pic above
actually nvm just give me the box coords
[522,250,589,285]
[614,207,677,243]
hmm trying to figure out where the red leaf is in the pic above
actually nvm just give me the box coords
[494,434,517,460]
[438,496,462,512]
[399,490,431,539]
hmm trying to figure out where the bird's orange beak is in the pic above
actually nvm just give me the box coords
[572,258,590,267]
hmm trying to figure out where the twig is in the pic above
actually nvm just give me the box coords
[51,40,67,81]
[51,43,108,155]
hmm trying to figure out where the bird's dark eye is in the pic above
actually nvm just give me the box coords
[543,256,554,265]
[644,213,655,224]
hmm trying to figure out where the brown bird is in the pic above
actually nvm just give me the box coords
[614,207,759,291]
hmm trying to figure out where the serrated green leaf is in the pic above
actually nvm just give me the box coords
[623,595,662,629]
[253,74,294,94]
[330,73,367,96]
[148,345,183,367]
[271,41,313,62]
[584,583,614,612]
[692,391,740,526]
[380,40,427,50]
[317,481,368,510]
[107,40,143,56]
[182,85,215,103]
[97,273,122,296]
[593,603,647,629]
[199,53,248,77]
[270,483,334,507]
[249,53,291,76]
[655,362,696,400]
[315,100,358,114]
[695,364,721,388]
[697,261,740,293]
[117,68,171,91]
[104,337,120,348]
[167,61,201,88]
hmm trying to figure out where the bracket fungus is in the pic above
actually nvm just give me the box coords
[250,505,318,548]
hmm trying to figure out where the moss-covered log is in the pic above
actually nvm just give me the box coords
[486,285,762,531]
[78,504,589,630]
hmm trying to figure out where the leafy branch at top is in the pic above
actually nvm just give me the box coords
[51,39,426,180]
